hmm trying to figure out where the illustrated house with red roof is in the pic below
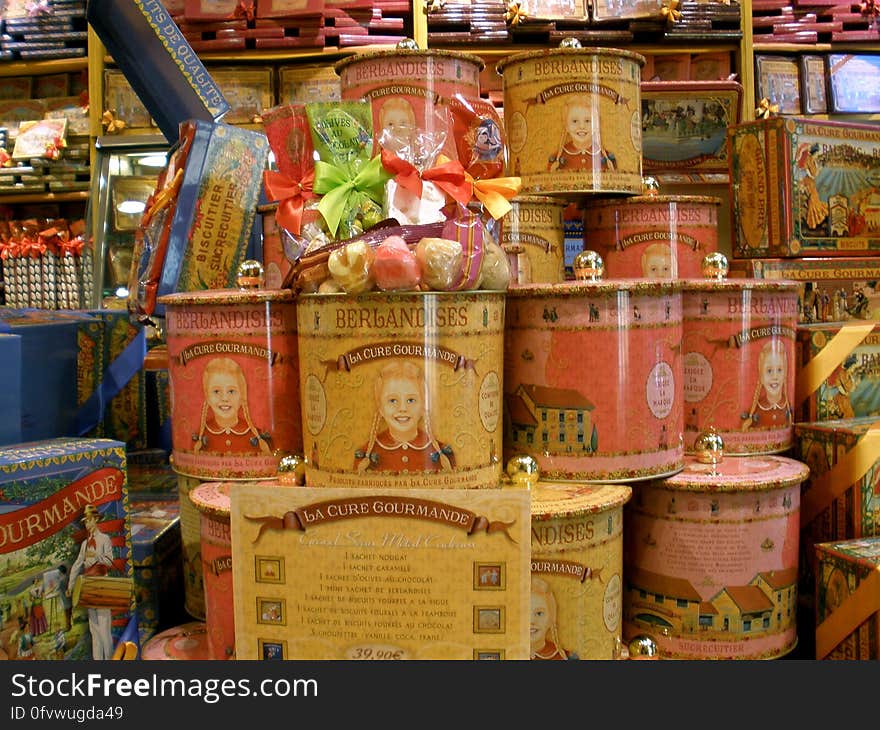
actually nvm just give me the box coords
[505,383,597,454]
[624,566,797,637]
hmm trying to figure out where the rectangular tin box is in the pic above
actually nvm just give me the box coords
[728,116,880,258]
[729,256,880,324]
[814,537,880,659]
[0,438,134,661]
[796,322,880,422]
[130,497,183,645]
[795,417,880,599]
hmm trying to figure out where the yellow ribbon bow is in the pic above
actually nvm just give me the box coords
[424,0,445,13]
[102,110,127,134]
[465,173,522,220]
[755,97,779,119]
[505,1,528,26]
[660,0,682,24]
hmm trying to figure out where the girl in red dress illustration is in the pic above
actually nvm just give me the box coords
[530,577,574,660]
[548,95,616,173]
[355,361,454,474]
[194,357,271,455]
[741,339,792,430]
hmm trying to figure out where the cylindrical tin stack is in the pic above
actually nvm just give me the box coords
[158,279,302,637]
[502,195,568,285]
[622,442,809,659]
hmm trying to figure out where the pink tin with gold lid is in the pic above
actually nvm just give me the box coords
[504,257,683,482]
[583,194,721,279]
[681,260,799,455]
[160,282,301,480]
[623,435,809,660]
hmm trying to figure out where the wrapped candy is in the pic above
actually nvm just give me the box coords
[448,94,506,181]
[327,239,376,294]
[373,235,421,291]
[478,240,510,291]
[415,237,462,291]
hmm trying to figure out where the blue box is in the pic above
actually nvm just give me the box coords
[0,438,134,660]
[0,334,22,446]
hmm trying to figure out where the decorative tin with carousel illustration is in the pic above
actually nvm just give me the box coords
[623,430,809,660]
[504,251,683,482]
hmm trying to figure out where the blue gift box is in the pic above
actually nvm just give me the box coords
[86,0,228,143]
[0,334,22,446]
[0,438,133,660]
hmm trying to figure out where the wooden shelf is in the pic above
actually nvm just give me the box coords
[753,43,880,53]
[0,57,88,78]
[0,191,89,205]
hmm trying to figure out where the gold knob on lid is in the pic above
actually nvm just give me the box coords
[277,454,306,485]
[642,176,660,196]
[505,454,540,488]
[627,635,659,659]
[236,259,265,290]
[573,250,605,281]
[693,428,724,465]
[559,37,582,48]
[701,252,729,280]
[396,37,420,50]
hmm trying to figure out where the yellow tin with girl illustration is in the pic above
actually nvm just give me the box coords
[681,275,800,455]
[296,290,505,489]
[497,44,645,195]
[530,473,631,660]
[160,288,301,480]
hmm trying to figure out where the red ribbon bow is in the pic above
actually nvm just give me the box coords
[0,240,20,260]
[380,149,472,208]
[263,169,316,237]
[22,235,46,258]
[60,235,84,257]
[231,0,255,21]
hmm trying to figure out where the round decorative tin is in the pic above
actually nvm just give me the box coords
[583,195,721,279]
[160,288,301,480]
[504,280,683,482]
[681,279,799,454]
[297,290,505,489]
[496,46,645,195]
[190,481,236,661]
[623,454,809,660]
[335,48,484,160]
[177,474,206,621]
[141,621,211,660]
[531,481,632,659]
[502,195,567,284]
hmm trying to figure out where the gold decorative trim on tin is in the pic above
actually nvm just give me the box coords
[158,289,293,306]
[495,46,646,74]
[680,280,800,293]
[587,195,722,207]
[334,48,486,74]
[506,280,682,298]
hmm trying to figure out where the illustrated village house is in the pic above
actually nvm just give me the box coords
[505,384,597,454]
[624,566,798,636]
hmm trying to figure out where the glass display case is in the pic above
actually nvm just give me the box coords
[87,134,169,308]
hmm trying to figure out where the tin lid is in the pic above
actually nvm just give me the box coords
[509,195,569,206]
[496,46,646,74]
[141,622,211,660]
[586,195,722,207]
[189,481,233,519]
[157,288,294,306]
[531,481,632,519]
[657,454,809,492]
[334,47,485,74]
[680,278,800,294]
[506,279,682,298]
[130,499,181,566]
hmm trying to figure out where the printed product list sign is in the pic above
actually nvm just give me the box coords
[231,485,530,660]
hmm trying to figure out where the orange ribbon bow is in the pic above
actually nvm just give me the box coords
[380,149,472,208]
[465,173,522,220]
[22,235,46,258]
[232,0,255,21]
[505,0,528,26]
[0,240,20,260]
[755,97,779,119]
[263,169,317,237]
[102,110,127,134]
[661,0,682,24]
[60,235,84,257]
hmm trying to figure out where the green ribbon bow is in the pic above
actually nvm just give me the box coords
[314,155,392,238]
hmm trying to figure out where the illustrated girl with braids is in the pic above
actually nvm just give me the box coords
[355,361,454,474]
[741,340,792,431]
[548,95,616,173]
[193,357,271,454]
[530,577,575,660]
